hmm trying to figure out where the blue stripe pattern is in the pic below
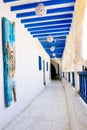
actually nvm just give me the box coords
[24,19,72,28]
[17,6,74,18]
[31,28,70,35]
[33,32,69,38]
[3,0,76,58]
[11,0,75,11]
[45,48,64,54]
[39,36,66,41]
[50,53,62,58]
[28,24,71,31]
[21,13,73,23]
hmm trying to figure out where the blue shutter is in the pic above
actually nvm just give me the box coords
[46,62,48,71]
[38,56,42,70]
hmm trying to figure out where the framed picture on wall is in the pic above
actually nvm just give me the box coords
[2,17,16,107]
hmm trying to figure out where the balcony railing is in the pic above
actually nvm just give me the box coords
[78,72,87,103]
[68,72,70,82]
[72,72,75,87]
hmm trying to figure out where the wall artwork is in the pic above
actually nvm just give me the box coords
[2,17,16,107]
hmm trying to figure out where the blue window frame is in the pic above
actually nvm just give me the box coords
[38,56,42,70]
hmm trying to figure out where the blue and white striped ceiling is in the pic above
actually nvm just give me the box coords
[3,0,76,58]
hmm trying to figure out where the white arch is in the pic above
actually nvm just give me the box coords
[82,3,87,60]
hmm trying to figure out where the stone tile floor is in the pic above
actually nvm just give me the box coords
[4,81,70,130]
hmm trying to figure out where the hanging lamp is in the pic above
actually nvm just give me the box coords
[47,35,54,43]
[52,53,56,57]
[50,46,55,52]
[35,0,47,17]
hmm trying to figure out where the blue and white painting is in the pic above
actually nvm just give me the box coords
[2,17,16,107]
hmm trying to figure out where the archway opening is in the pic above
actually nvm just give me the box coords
[51,63,56,80]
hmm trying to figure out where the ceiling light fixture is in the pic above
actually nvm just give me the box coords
[52,53,56,57]
[47,35,54,43]
[50,46,55,52]
[35,1,47,17]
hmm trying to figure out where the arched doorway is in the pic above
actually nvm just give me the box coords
[51,63,56,80]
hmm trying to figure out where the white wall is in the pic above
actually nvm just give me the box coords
[0,2,50,129]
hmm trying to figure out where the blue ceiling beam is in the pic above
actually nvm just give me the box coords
[45,48,64,53]
[21,13,73,23]
[50,56,62,58]
[39,36,66,41]
[47,52,63,55]
[42,44,65,48]
[28,24,71,31]
[11,0,75,11]
[41,41,66,48]
[24,19,72,28]
[41,40,65,45]
[33,32,69,37]
[3,0,18,2]
[17,6,74,18]
[44,46,65,49]
[31,28,70,35]
[50,53,62,58]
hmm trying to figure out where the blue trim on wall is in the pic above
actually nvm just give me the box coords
[11,0,75,11]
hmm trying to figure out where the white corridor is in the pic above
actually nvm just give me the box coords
[3,81,70,130]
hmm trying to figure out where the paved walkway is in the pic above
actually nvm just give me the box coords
[4,81,70,130]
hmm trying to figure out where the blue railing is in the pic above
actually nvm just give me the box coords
[72,72,75,87]
[68,72,70,82]
[78,72,87,103]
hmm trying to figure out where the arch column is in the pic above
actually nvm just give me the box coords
[73,0,87,92]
